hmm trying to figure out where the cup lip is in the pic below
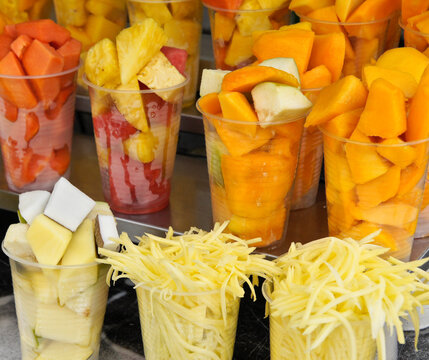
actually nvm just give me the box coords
[0,62,81,80]
[399,18,429,37]
[135,282,221,296]
[1,240,100,270]
[202,2,287,13]
[83,73,189,94]
[319,126,429,147]
[297,11,397,26]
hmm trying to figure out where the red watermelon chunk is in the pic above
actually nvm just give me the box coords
[0,34,13,61]
[10,34,32,59]
[161,46,188,76]
[15,19,71,48]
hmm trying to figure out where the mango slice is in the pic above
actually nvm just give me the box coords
[356,202,418,228]
[376,138,417,169]
[335,0,365,22]
[301,65,332,88]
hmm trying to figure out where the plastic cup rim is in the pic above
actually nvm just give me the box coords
[319,126,429,147]
[1,240,100,270]
[0,61,82,80]
[83,73,189,94]
[399,18,429,37]
[297,11,397,26]
[135,282,229,297]
[202,2,288,13]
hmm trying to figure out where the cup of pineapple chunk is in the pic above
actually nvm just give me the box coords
[127,0,203,107]
[0,0,53,32]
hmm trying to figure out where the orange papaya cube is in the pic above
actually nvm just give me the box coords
[22,39,64,106]
[376,138,417,169]
[343,222,397,251]
[21,147,50,185]
[213,120,273,156]
[357,78,406,138]
[406,66,429,141]
[4,99,18,122]
[58,38,82,71]
[324,149,355,192]
[362,65,418,98]
[345,129,391,184]
[335,0,365,22]
[213,12,235,42]
[289,0,334,15]
[0,52,38,109]
[397,164,426,196]
[305,75,367,127]
[221,65,300,93]
[199,93,221,115]
[24,112,39,142]
[352,37,379,72]
[50,144,71,175]
[356,165,401,209]
[0,34,13,61]
[307,6,343,34]
[224,30,253,67]
[15,19,71,48]
[218,91,258,137]
[402,0,429,22]
[376,47,429,84]
[301,65,332,88]
[10,34,32,60]
[308,32,345,82]
[252,29,315,75]
[227,207,286,247]
[358,202,418,227]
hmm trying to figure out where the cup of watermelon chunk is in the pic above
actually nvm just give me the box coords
[0,20,81,193]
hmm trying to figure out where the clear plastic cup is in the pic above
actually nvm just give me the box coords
[322,127,429,261]
[0,64,80,193]
[197,99,304,249]
[204,3,290,70]
[2,242,109,360]
[297,11,401,78]
[136,285,240,360]
[127,0,203,107]
[84,75,188,215]
[415,171,429,238]
[0,0,53,28]
[400,20,429,55]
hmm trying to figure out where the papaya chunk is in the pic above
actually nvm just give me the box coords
[57,38,82,88]
[357,202,418,228]
[15,19,71,48]
[376,138,417,169]
[50,144,71,175]
[336,0,366,22]
[0,34,13,62]
[307,6,343,34]
[357,78,406,138]
[252,29,315,75]
[301,65,332,89]
[221,65,299,92]
[397,164,426,196]
[45,85,75,120]
[4,100,18,122]
[305,75,367,127]
[25,112,39,142]
[198,93,221,115]
[324,150,356,192]
[289,0,335,15]
[10,35,32,60]
[308,32,345,82]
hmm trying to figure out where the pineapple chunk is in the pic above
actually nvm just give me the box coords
[140,2,172,25]
[224,30,254,67]
[29,271,58,304]
[54,0,87,27]
[85,14,122,44]
[35,341,93,360]
[116,19,167,85]
[164,19,201,55]
[26,214,72,266]
[85,201,114,222]
[236,0,273,36]
[170,0,199,19]
[61,219,96,265]
[111,77,149,132]
[137,52,186,102]
[35,303,92,346]
[85,38,121,88]
[123,131,159,164]
[214,12,236,42]
[3,223,34,261]
[85,0,120,22]
[66,26,92,51]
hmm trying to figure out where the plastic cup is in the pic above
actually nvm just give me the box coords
[400,20,429,54]
[84,75,188,215]
[2,242,109,360]
[0,65,80,193]
[136,285,240,360]
[322,127,429,261]
[0,0,52,27]
[297,11,401,78]
[127,0,203,107]
[197,99,304,249]
[204,3,290,70]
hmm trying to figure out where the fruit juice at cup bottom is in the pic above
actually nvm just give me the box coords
[0,68,79,193]
[127,0,203,107]
[86,77,186,215]
[0,0,53,29]
[205,3,290,70]
[322,128,429,261]
[3,243,109,360]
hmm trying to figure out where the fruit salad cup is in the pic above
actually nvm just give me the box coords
[3,242,109,360]
[204,0,291,70]
[85,76,188,215]
[0,0,53,32]
[127,0,203,107]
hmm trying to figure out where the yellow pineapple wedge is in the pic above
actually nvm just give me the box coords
[236,0,273,37]
[123,131,159,164]
[116,18,167,85]
[54,0,87,27]
[137,52,186,103]
[164,19,201,55]
[85,38,121,88]
[141,2,172,25]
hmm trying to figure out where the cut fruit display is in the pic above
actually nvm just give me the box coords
[198,58,311,247]
[85,20,187,214]
[2,177,117,360]
[0,19,81,193]
[312,47,429,260]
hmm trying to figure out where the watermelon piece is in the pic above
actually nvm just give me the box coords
[4,25,17,38]
[57,38,81,88]
[50,144,71,175]
[25,112,39,142]
[0,51,38,109]
[15,20,71,48]
[22,39,64,106]
[107,107,139,141]
[0,34,13,61]
[45,85,75,120]
[4,100,18,122]
[10,34,32,59]
[161,46,188,76]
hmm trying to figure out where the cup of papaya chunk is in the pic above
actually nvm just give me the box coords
[308,47,429,261]
[0,19,81,193]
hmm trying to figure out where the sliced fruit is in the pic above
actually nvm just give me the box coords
[343,222,397,251]
[123,131,159,164]
[4,100,18,122]
[62,219,96,265]
[18,190,50,224]
[200,69,230,97]
[15,19,71,47]
[301,65,332,89]
[25,112,39,143]
[236,0,272,37]
[3,223,33,260]
[161,46,188,76]
[57,38,82,87]
[0,34,13,60]
[258,57,300,84]
[397,164,426,197]
[213,12,235,42]
[85,14,122,44]
[376,138,417,169]
[289,0,334,14]
[324,150,355,192]
[224,30,253,67]
[29,271,58,304]
[356,202,418,228]
[35,341,93,360]
[10,34,32,59]
[198,92,221,114]
[95,214,119,251]
[335,0,365,22]
[50,144,71,176]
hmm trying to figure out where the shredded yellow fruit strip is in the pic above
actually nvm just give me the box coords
[98,222,279,360]
[268,235,429,360]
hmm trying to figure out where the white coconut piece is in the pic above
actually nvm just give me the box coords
[95,215,119,252]
[3,223,34,261]
[19,190,51,224]
[259,58,301,85]
[44,178,96,232]
[200,69,230,97]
